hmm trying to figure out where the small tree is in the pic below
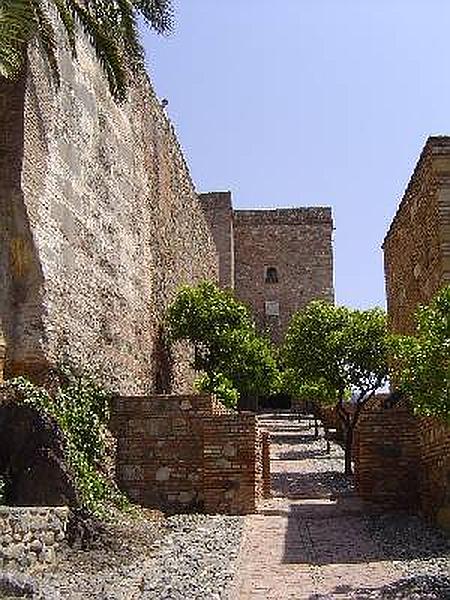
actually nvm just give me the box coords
[391,285,450,421]
[283,301,389,475]
[167,281,280,408]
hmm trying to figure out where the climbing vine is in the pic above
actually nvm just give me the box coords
[7,369,128,516]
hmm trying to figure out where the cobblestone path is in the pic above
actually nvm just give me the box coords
[232,413,450,600]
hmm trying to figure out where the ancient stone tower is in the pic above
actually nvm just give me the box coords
[200,192,334,342]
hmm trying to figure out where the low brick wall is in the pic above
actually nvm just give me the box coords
[417,416,450,528]
[354,397,450,529]
[354,398,420,509]
[111,394,268,514]
[261,430,271,499]
[0,507,68,571]
[203,414,258,514]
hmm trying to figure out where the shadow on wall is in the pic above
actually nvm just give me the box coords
[0,74,47,379]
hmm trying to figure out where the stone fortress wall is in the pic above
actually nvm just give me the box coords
[356,136,450,528]
[199,194,334,342]
[383,136,450,334]
[0,33,218,394]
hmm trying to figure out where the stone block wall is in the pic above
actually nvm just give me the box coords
[383,136,450,528]
[383,136,450,334]
[111,394,268,514]
[234,208,334,342]
[0,507,68,571]
[0,24,217,394]
[199,192,235,288]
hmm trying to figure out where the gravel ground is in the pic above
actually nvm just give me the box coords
[34,508,166,600]
[141,514,244,600]
[365,512,450,599]
[1,511,244,600]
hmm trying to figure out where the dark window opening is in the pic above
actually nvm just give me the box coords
[265,267,278,284]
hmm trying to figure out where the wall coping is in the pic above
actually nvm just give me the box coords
[0,506,69,515]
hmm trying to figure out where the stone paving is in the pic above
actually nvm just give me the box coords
[232,413,450,600]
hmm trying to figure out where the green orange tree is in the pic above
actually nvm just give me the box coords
[167,281,280,408]
[283,301,390,475]
[391,285,450,421]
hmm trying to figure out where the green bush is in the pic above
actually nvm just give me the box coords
[0,476,6,505]
[8,369,128,516]
[167,281,281,407]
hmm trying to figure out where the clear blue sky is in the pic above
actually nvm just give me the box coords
[142,0,450,310]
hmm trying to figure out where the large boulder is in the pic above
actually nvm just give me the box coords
[0,389,78,507]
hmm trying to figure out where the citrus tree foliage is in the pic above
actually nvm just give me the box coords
[7,368,127,515]
[283,301,389,474]
[167,281,280,408]
[0,0,173,101]
[391,285,450,421]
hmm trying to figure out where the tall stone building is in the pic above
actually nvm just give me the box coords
[200,192,334,342]
[0,34,218,394]
[383,136,450,333]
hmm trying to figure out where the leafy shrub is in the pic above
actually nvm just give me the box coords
[391,285,450,420]
[8,369,128,516]
[167,281,281,408]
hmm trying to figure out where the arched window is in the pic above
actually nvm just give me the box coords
[265,266,278,284]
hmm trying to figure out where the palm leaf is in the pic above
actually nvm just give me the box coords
[67,0,127,101]
[133,0,173,34]
[29,0,60,86]
[0,0,36,78]
[53,0,77,57]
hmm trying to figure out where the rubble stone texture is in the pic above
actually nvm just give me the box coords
[200,193,334,342]
[0,33,218,394]
[0,506,68,572]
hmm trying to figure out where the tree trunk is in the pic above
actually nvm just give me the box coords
[344,424,354,476]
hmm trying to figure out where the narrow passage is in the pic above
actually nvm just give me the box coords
[233,413,450,600]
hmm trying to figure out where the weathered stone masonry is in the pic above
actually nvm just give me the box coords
[0,35,218,393]
[200,193,334,342]
[234,208,334,342]
[383,136,450,334]
[110,394,270,515]
[379,136,450,528]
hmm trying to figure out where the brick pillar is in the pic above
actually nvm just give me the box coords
[261,430,271,498]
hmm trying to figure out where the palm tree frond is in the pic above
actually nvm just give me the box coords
[0,0,36,78]
[132,0,173,35]
[68,0,127,101]
[29,0,60,86]
[53,0,77,58]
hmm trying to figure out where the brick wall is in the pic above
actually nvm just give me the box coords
[354,397,420,510]
[354,395,450,528]
[0,26,218,394]
[199,192,235,288]
[111,394,269,514]
[417,416,450,528]
[234,208,334,342]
